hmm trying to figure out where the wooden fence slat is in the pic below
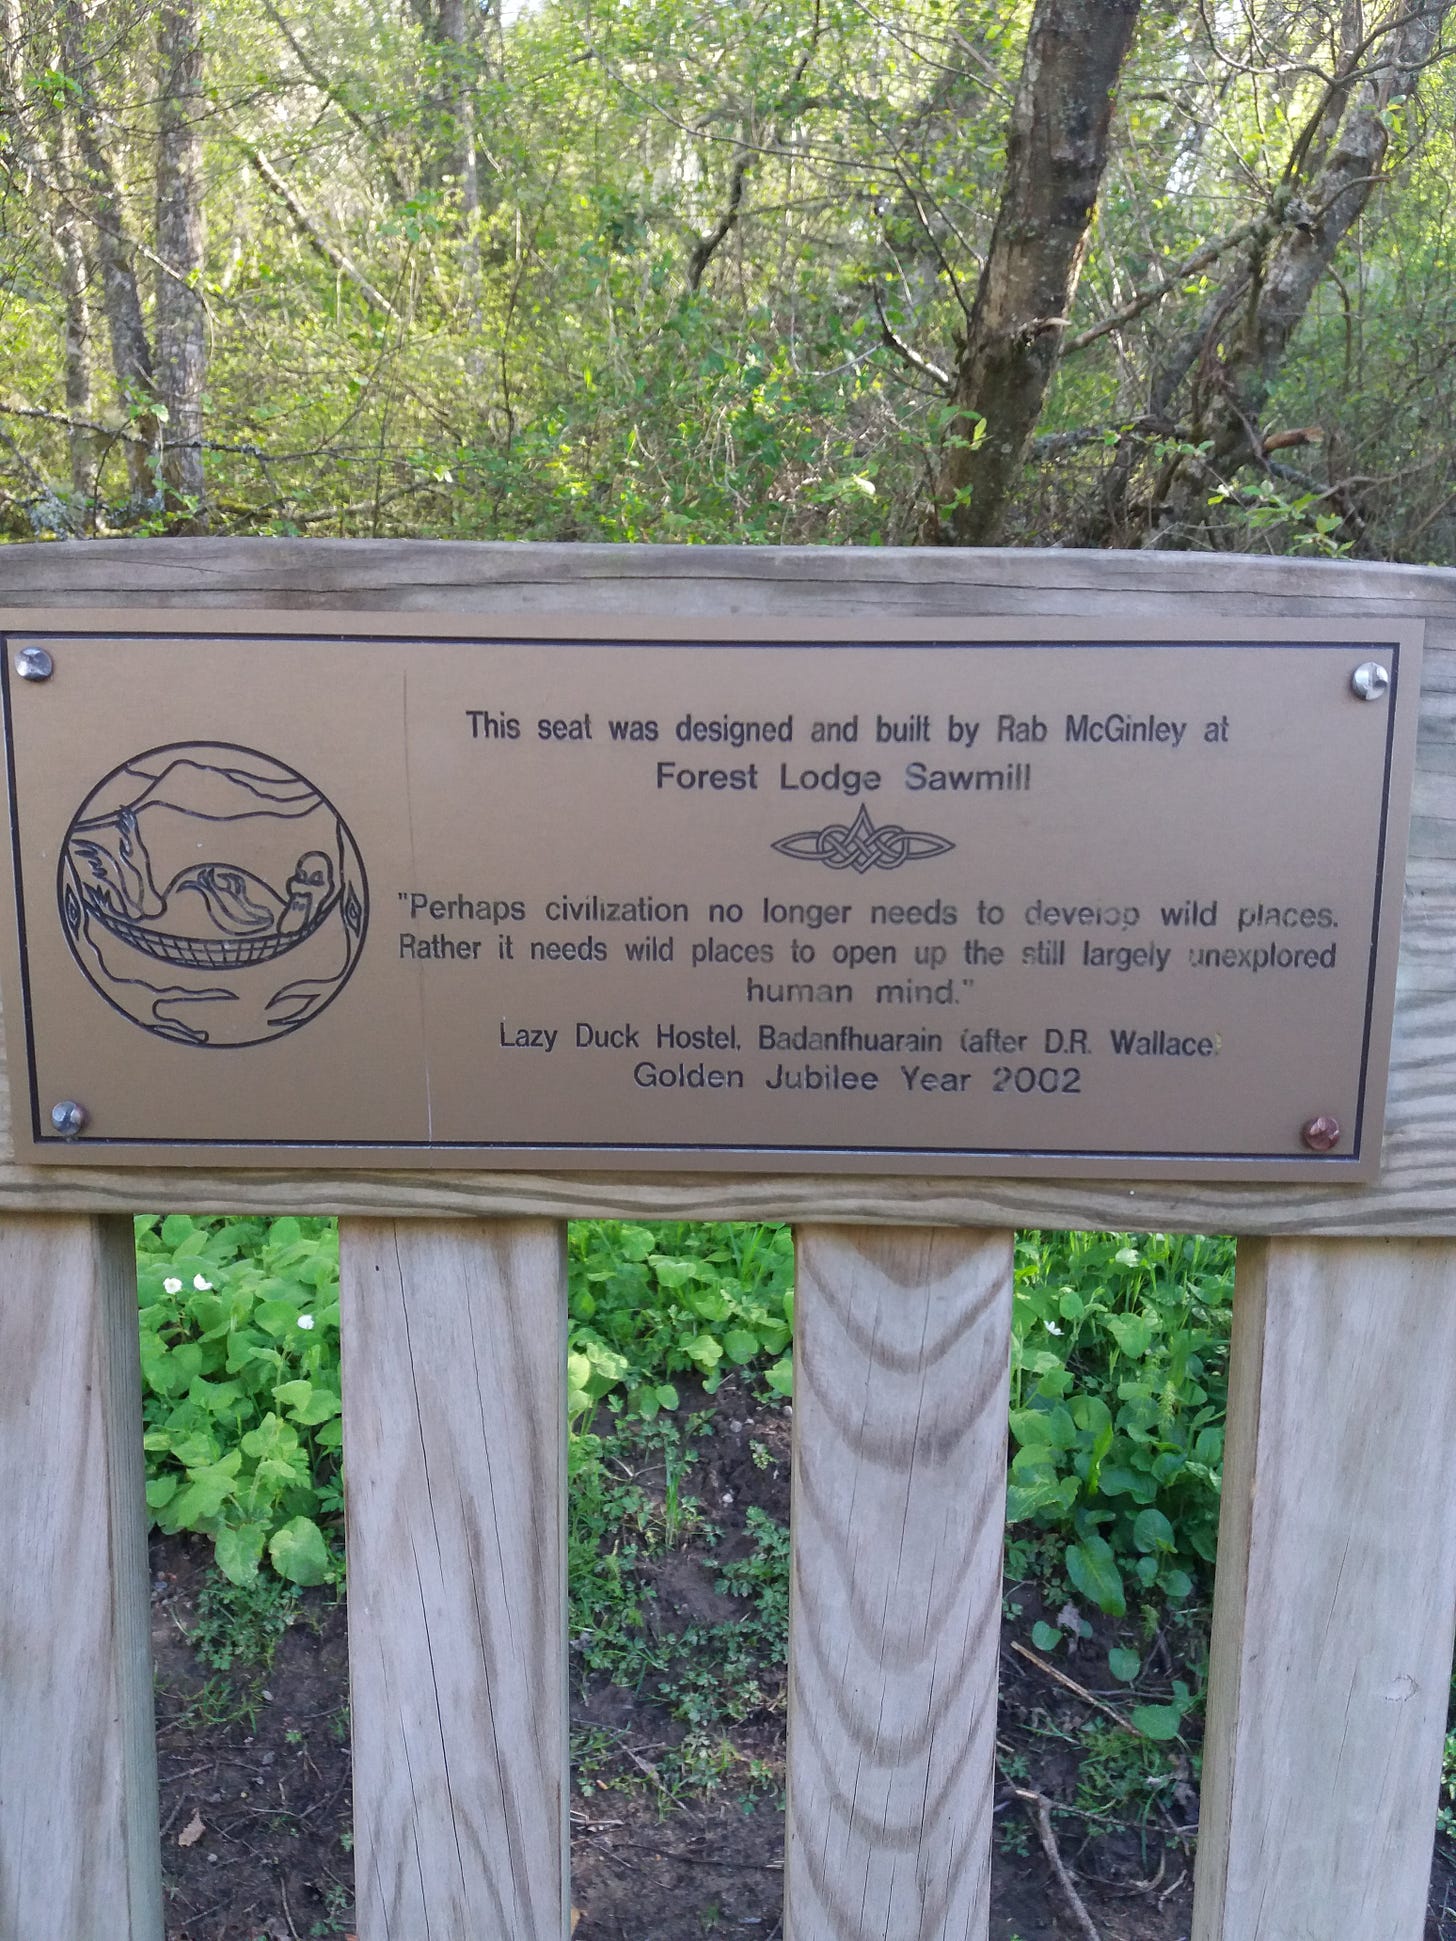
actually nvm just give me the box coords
[784,1224,1014,1941]
[0,1213,162,1941]
[1192,1236,1456,1941]
[340,1217,569,1941]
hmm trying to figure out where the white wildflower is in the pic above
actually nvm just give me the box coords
[1044,1318,1064,1335]
[163,1277,183,1294]
[193,1274,213,1292]
[297,1313,316,1330]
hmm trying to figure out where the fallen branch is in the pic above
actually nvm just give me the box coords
[1011,1787,1104,1941]
[1009,1640,1148,1739]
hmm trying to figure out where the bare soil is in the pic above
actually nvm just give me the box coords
[152,1377,1456,1941]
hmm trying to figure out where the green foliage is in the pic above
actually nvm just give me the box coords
[567,1220,795,1421]
[1006,1230,1232,1612]
[188,1570,304,1672]
[136,1214,342,1587]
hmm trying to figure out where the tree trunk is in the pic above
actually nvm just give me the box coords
[155,0,208,524]
[923,0,1142,546]
[54,120,97,503]
[1084,0,1456,545]
[1,0,96,506]
[1199,0,1453,478]
[59,0,159,505]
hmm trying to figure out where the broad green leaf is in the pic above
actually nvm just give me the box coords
[1065,1535,1126,1617]
[1107,1312,1153,1359]
[1108,1647,1141,1682]
[1133,1506,1174,1553]
[1030,1621,1062,1652]
[268,1515,330,1586]
[1131,1703,1183,1741]
[215,1521,267,1585]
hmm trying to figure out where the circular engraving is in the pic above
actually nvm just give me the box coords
[59,742,368,1048]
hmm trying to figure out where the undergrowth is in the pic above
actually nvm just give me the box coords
[137,1213,1456,1829]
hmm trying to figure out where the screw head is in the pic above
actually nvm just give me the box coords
[1301,1114,1341,1153]
[14,645,53,682]
[49,1099,88,1139]
[1351,661,1390,701]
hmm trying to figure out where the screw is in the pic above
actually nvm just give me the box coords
[1301,1114,1341,1152]
[14,645,53,682]
[1351,661,1390,701]
[49,1099,88,1139]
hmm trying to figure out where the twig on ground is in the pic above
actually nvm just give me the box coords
[278,1869,301,1941]
[1011,1786,1103,1941]
[1158,1865,1188,1906]
[1009,1640,1148,1738]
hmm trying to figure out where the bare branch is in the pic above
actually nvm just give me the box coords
[236,138,401,318]
[871,285,952,391]
[1064,210,1280,353]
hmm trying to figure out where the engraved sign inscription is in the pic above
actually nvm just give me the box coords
[0,613,1420,1178]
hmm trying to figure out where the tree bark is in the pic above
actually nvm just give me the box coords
[923,0,1142,546]
[1081,0,1456,545]
[1,0,96,505]
[155,0,207,523]
[59,0,160,504]
[1199,0,1454,478]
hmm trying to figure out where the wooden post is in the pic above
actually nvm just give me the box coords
[0,1213,162,1941]
[340,1217,570,1941]
[784,1226,1015,1941]
[1193,1236,1456,1941]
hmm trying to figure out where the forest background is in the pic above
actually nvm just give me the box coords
[2,0,1455,560]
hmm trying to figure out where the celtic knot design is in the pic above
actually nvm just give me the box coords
[771,804,955,874]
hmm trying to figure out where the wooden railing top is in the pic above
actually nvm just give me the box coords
[1,538,1453,1235]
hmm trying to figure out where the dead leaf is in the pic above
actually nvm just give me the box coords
[571,1911,583,1933]
[177,1811,205,1848]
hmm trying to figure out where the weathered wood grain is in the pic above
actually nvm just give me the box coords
[1,540,1455,1233]
[340,1217,569,1941]
[784,1225,1014,1941]
[0,1213,162,1941]
[1191,1236,1456,1941]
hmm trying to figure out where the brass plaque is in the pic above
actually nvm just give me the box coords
[0,612,1420,1178]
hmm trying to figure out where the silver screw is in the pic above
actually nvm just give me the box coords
[1351,661,1390,701]
[1301,1114,1341,1153]
[49,1099,88,1139]
[14,645,53,682]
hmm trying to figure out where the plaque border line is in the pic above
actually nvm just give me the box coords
[0,616,1420,1180]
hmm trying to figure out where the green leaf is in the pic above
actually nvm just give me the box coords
[1108,1646,1141,1682]
[214,1521,268,1585]
[722,1327,760,1363]
[1106,1312,1153,1359]
[616,1225,657,1261]
[160,1214,196,1247]
[1130,1703,1184,1741]
[268,1515,330,1586]
[1160,1567,1194,1600]
[764,1354,793,1396]
[1133,1506,1174,1553]
[1065,1534,1126,1617]
[1030,1620,1062,1652]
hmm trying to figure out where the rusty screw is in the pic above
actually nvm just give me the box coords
[1301,1114,1341,1152]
